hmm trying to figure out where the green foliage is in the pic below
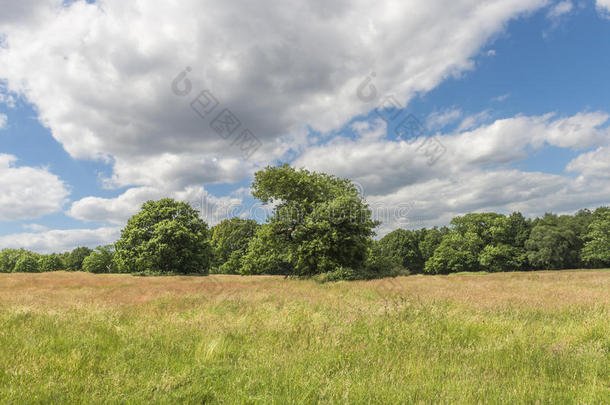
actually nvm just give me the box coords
[525,214,582,269]
[425,232,483,274]
[14,252,41,273]
[418,227,447,263]
[38,253,65,272]
[210,218,259,274]
[82,246,116,274]
[66,247,93,271]
[244,165,378,277]
[240,224,294,275]
[114,199,212,274]
[0,249,28,273]
[581,207,610,266]
[478,244,527,272]
[375,229,425,273]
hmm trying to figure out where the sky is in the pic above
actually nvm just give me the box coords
[0,0,609,253]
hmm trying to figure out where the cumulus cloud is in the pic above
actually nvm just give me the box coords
[0,0,549,187]
[566,146,610,179]
[426,108,462,130]
[492,93,510,102]
[596,0,610,17]
[102,153,252,190]
[68,185,244,226]
[0,154,70,221]
[547,1,573,20]
[294,111,610,234]
[4,0,608,248]
[0,226,121,254]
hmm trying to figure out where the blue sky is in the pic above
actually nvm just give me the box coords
[1,0,609,252]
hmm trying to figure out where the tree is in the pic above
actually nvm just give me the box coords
[82,246,116,274]
[451,213,508,246]
[14,252,41,273]
[424,232,483,274]
[525,214,581,269]
[0,249,27,273]
[240,224,294,275]
[114,199,212,274]
[210,218,259,274]
[242,165,378,277]
[66,247,93,271]
[581,207,610,267]
[375,229,424,273]
[478,244,527,272]
[38,253,65,272]
[419,227,447,263]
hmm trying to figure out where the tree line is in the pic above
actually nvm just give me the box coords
[1,165,608,279]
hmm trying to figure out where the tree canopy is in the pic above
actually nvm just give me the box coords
[114,198,212,274]
[241,165,379,277]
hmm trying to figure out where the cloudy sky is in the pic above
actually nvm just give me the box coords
[1,0,609,252]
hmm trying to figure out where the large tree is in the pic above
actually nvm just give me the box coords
[210,218,259,274]
[82,246,117,274]
[424,231,483,274]
[66,247,93,271]
[525,214,582,270]
[38,253,65,272]
[374,229,425,273]
[241,165,378,277]
[581,207,610,267]
[114,199,212,274]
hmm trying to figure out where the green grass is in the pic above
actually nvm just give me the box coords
[0,271,608,404]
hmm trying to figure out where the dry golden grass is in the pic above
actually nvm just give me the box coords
[0,270,608,404]
[1,269,608,311]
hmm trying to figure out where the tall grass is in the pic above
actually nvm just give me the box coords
[0,270,608,404]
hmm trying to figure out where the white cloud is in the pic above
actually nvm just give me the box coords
[0,154,70,221]
[294,111,610,235]
[21,223,49,232]
[0,0,549,187]
[0,112,6,129]
[596,0,610,17]
[456,110,493,132]
[547,1,573,19]
[427,108,462,130]
[492,93,510,102]
[0,226,121,254]
[68,185,243,226]
[102,153,251,190]
[566,146,610,179]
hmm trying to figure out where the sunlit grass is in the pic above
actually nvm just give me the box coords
[0,270,608,403]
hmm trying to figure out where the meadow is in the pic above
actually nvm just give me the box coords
[0,270,608,404]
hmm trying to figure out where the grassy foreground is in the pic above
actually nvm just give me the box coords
[0,271,608,404]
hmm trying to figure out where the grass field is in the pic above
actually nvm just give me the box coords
[0,270,608,404]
